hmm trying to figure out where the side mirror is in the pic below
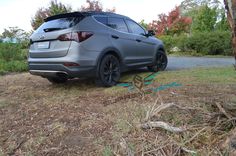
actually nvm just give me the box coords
[147,30,155,37]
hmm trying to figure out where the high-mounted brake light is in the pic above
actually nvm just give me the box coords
[58,32,93,43]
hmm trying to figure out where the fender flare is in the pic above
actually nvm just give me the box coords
[95,47,123,77]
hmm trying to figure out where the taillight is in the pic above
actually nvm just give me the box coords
[58,33,72,41]
[58,32,93,43]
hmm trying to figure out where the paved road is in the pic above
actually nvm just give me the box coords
[167,56,235,70]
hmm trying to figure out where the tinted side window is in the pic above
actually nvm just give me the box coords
[108,17,128,33]
[126,20,145,35]
[94,16,108,25]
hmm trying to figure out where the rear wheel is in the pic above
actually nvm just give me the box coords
[148,51,168,72]
[47,77,68,84]
[96,54,120,87]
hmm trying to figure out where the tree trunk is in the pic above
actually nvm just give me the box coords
[224,0,236,62]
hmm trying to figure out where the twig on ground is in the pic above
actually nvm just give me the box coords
[120,138,134,156]
[181,147,197,155]
[140,121,186,133]
[183,127,207,145]
[145,102,177,122]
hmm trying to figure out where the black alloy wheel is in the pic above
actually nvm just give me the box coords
[148,51,168,72]
[97,54,120,87]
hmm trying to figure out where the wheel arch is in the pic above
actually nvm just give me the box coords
[152,44,166,64]
[156,44,166,54]
[95,47,123,77]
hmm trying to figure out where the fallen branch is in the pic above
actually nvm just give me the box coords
[216,102,232,120]
[140,121,186,133]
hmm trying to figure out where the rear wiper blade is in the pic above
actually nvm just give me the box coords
[43,28,63,32]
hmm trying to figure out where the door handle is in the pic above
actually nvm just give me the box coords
[111,35,119,39]
[136,39,141,42]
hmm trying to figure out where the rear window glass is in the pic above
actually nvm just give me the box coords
[36,17,82,33]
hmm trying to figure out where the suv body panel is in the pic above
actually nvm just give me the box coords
[28,11,166,79]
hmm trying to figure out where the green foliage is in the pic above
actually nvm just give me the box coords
[0,43,27,61]
[215,10,230,31]
[160,31,232,55]
[0,43,27,73]
[49,0,72,15]
[191,5,217,32]
[0,60,27,73]
[159,35,174,52]
[188,31,232,55]
[102,146,113,156]
[180,1,230,32]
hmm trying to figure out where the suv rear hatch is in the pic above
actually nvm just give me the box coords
[29,13,85,58]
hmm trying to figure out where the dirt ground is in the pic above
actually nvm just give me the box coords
[0,71,236,156]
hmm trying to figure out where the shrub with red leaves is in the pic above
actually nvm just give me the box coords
[149,6,192,36]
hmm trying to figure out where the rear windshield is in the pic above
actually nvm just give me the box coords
[36,17,82,33]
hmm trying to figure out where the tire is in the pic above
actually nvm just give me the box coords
[96,54,121,87]
[47,77,68,84]
[148,51,168,72]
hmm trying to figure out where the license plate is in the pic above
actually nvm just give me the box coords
[37,41,50,49]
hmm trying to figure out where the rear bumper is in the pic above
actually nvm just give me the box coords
[28,62,96,78]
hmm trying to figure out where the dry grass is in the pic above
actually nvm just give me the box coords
[0,67,236,155]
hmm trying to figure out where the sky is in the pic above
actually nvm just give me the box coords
[0,0,195,33]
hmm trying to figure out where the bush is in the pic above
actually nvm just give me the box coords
[0,60,28,73]
[0,43,28,73]
[159,31,233,56]
[0,43,27,61]
[158,35,174,53]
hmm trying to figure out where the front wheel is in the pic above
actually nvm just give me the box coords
[148,51,168,72]
[96,55,121,87]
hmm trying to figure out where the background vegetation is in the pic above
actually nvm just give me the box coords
[146,0,232,56]
[0,43,28,74]
[0,0,233,73]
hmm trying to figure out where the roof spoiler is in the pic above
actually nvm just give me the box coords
[44,12,91,22]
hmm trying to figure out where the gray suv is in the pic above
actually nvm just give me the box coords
[28,12,167,86]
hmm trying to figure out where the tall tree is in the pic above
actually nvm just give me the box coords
[80,0,103,11]
[224,0,236,61]
[1,27,29,43]
[215,9,230,31]
[180,0,221,13]
[191,5,217,32]
[31,0,72,30]
[49,0,72,15]
[149,6,192,36]
[31,8,51,30]
[79,0,115,12]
